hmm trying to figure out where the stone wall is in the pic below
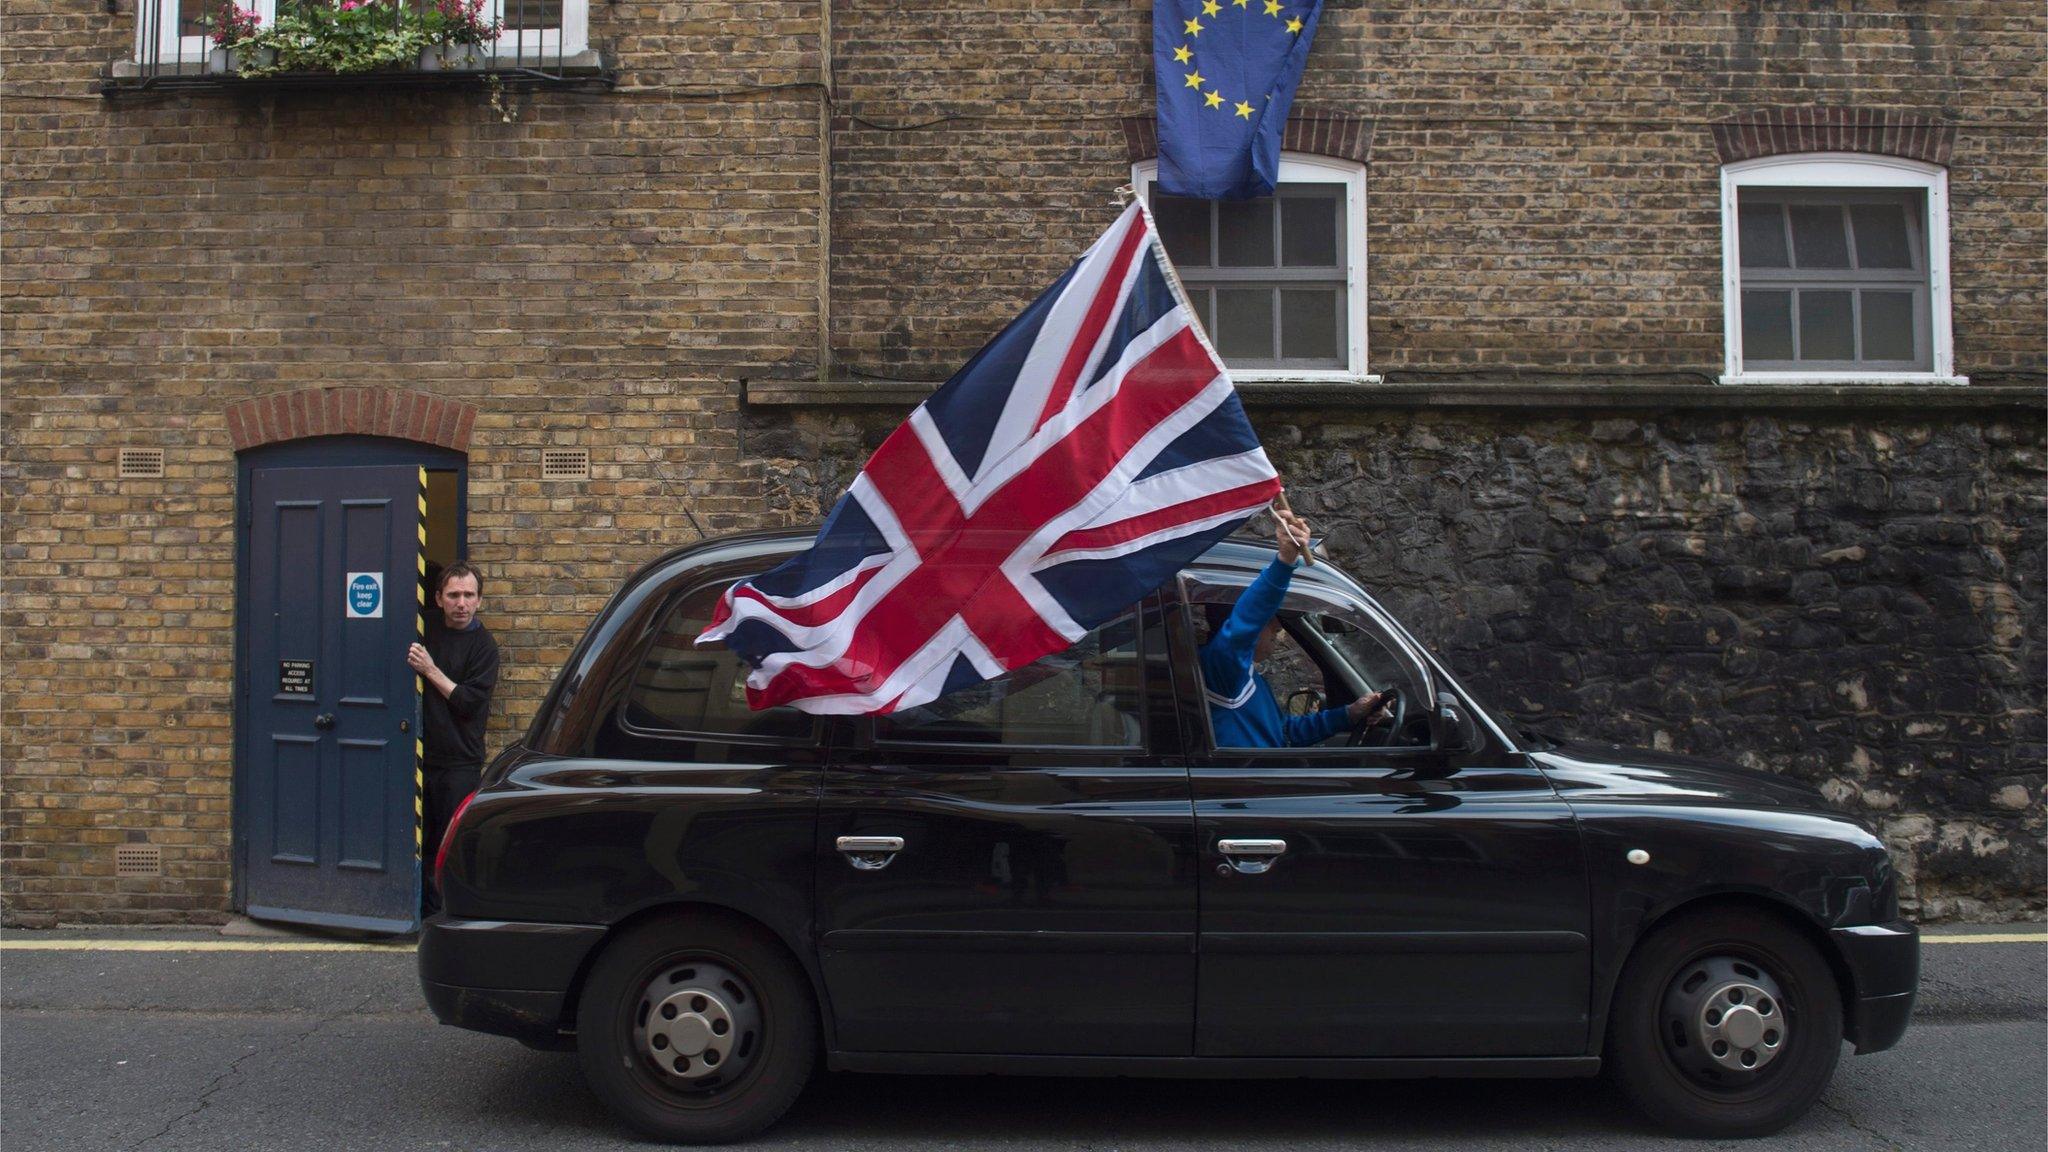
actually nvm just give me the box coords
[746,399,2047,920]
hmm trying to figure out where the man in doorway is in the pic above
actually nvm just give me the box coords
[1200,511,1391,748]
[406,562,500,914]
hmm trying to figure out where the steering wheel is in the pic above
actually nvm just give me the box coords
[1345,687,1406,747]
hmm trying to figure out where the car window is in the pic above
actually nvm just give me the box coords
[1183,575,1432,751]
[876,613,1145,748]
[623,584,815,740]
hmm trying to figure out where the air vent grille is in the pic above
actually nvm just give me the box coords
[114,845,162,877]
[542,448,590,481]
[119,448,165,479]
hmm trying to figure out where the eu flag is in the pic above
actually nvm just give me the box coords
[1154,0,1324,200]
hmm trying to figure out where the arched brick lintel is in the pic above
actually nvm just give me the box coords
[226,387,475,453]
[1121,109,1373,166]
[1713,107,1954,167]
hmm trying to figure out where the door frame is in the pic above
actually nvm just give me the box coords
[232,436,468,915]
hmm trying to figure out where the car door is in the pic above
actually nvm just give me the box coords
[1174,573,1591,1058]
[813,601,1199,1056]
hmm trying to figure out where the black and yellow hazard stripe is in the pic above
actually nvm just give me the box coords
[414,466,428,863]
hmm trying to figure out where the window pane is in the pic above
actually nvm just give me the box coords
[1741,290,1794,362]
[499,0,564,30]
[878,615,1143,746]
[1798,290,1855,361]
[1280,191,1340,267]
[1214,289,1275,360]
[1152,193,1211,269]
[1851,202,1916,270]
[1737,202,1790,269]
[1279,289,1340,361]
[1217,200,1276,267]
[1860,290,1917,361]
[628,587,813,739]
[1789,205,1851,269]
[178,0,207,36]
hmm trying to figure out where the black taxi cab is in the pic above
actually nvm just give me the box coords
[420,530,1918,1143]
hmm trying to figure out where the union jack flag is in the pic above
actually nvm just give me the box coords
[698,201,1281,714]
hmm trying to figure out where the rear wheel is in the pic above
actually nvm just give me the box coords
[576,914,817,1144]
[1607,906,1843,1137]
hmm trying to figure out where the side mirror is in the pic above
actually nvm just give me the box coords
[1285,688,1325,717]
[1437,691,1481,752]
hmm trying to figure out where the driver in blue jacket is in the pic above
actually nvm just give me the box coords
[1200,510,1392,748]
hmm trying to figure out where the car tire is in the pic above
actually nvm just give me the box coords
[575,913,818,1144]
[1606,905,1843,1138]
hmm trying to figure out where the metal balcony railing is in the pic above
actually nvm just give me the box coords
[102,0,612,98]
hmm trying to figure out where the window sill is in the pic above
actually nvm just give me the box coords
[102,49,612,96]
[1719,373,1971,387]
[1232,373,1383,389]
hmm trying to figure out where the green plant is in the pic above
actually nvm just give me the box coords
[227,0,500,78]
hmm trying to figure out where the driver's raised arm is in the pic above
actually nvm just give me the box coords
[1198,554,1293,701]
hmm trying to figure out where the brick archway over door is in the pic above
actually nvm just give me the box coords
[226,388,476,453]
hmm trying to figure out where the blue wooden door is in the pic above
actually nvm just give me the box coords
[243,464,423,933]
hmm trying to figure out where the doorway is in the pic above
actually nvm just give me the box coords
[234,436,466,933]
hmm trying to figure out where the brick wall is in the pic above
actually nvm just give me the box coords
[827,1,2044,382]
[3,1,827,921]
[3,0,2043,921]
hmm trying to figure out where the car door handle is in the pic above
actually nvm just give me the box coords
[836,836,905,872]
[1216,838,1286,875]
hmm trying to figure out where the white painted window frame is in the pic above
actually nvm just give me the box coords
[1134,153,1376,386]
[1720,153,1965,386]
[135,0,588,65]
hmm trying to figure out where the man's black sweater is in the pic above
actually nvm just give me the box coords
[422,616,500,770]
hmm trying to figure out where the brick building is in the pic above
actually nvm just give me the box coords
[3,1,2042,925]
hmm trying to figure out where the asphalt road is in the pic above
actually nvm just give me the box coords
[2,927,2042,1152]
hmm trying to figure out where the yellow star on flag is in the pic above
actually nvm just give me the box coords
[1286,15,1303,33]
[1202,0,1221,15]
[1232,0,1248,7]
[1172,44,1193,64]
[1183,16,1203,35]
[1234,100,1255,119]
[1204,90,1224,108]
[1263,0,1282,14]
[1184,70,1206,89]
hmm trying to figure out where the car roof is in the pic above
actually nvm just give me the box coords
[626,527,1375,604]
[636,525,1277,570]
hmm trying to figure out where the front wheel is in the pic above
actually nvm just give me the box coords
[1606,906,1843,1138]
[576,914,817,1144]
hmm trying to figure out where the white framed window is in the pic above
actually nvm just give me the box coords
[1134,154,1374,385]
[134,0,588,66]
[1720,154,1964,385]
